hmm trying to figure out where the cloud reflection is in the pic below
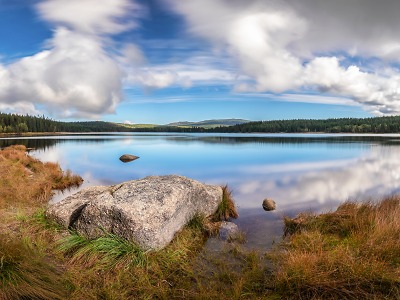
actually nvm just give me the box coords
[234,146,400,213]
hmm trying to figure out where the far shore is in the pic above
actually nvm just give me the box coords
[3,131,400,139]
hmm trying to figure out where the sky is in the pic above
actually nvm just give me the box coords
[2,0,400,124]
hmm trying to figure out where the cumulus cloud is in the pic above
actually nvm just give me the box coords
[286,0,400,59]
[0,0,140,118]
[167,0,400,114]
[0,28,123,118]
[36,0,141,35]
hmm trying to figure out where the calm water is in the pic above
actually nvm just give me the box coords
[2,133,400,249]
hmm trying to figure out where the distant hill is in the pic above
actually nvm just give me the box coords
[167,119,251,128]
[116,123,157,129]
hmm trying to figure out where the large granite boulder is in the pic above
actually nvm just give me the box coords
[46,175,223,250]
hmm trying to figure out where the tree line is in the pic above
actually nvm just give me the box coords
[207,117,400,133]
[2,112,400,134]
[0,113,127,133]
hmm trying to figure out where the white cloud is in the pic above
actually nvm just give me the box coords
[36,0,141,35]
[0,28,123,118]
[119,44,147,67]
[133,70,179,90]
[277,94,359,106]
[0,0,142,118]
[286,0,400,60]
[5,0,400,117]
[0,30,123,118]
[123,54,240,89]
[0,101,40,115]
[167,0,400,115]
[2,0,237,118]
[302,57,400,114]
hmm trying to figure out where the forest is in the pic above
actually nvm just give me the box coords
[2,112,400,134]
[0,113,127,133]
[208,116,400,133]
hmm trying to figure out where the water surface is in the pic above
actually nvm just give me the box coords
[2,133,400,249]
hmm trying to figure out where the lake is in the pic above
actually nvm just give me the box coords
[2,133,400,249]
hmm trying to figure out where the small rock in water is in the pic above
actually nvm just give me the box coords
[119,154,139,163]
[219,221,239,240]
[262,199,276,211]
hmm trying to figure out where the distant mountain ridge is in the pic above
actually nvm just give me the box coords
[167,119,250,128]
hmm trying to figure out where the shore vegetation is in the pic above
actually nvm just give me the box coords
[1,145,399,299]
[274,198,400,299]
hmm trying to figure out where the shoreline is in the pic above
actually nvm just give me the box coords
[3,131,400,138]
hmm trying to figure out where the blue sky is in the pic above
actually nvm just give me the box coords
[2,0,400,124]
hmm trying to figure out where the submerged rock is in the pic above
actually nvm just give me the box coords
[119,154,139,163]
[262,199,276,211]
[46,175,223,250]
[219,221,239,241]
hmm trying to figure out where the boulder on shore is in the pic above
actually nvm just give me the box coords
[119,154,139,163]
[46,175,223,250]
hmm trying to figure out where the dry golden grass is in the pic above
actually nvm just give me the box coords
[213,185,239,221]
[273,197,400,299]
[0,145,82,299]
[0,145,82,209]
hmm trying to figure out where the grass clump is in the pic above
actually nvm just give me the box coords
[56,218,209,299]
[213,185,239,221]
[59,232,148,269]
[0,234,68,300]
[272,197,400,299]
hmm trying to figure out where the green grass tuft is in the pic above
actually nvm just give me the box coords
[187,213,206,232]
[58,232,148,269]
[0,234,68,300]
